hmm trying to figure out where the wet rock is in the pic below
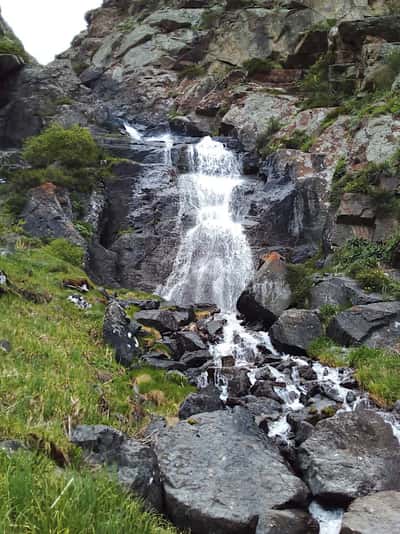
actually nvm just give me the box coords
[258,509,319,534]
[298,410,400,503]
[340,491,400,534]
[135,309,190,334]
[154,408,309,534]
[310,275,385,309]
[103,301,141,367]
[251,381,283,403]
[119,298,160,311]
[270,309,323,356]
[299,365,317,381]
[237,252,292,329]
[179,388,224,419]
[180,350,212,368]
[327,301,400,350]
[243,396,282,422]
[222,367,252,397]
[200,319,224,339]
[175,331,206,355]
[71,425,162,510]
[141,352,187,372]
[22,183,84,245]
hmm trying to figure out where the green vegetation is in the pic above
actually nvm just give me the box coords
[309,338,400,407]
[256,117,282,157]
[243,57,282,77]
[0,35,27,60]
[278,129,314,152]
[178,64,206,80]
[319,304,341,327]
[298,53,343,108]
[0,450,176,533]
[199,7,224,29]
[286,256,320,307]
[332,237,400,298]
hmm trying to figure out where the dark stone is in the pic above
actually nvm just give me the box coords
[103,301,142,367]
[310,275,384,309]
[327,301,400,349]
[141,352,187,371]
[135,309,190,334]
[154,408,309,534]
[175,331,207,355]
[178,388,224,419]
[270,309,323,356]
[0,440,25,453]
[0,339,11,352]
[70,425,125,461]
[298,410,400,503]
[86,242,118,287]
[251,381,283,403]
[180,350,212,368]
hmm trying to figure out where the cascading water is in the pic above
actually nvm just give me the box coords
[162,136,254,311]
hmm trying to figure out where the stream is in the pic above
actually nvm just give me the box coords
[125,123,400,533]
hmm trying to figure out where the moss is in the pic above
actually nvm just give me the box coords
[0,35,28,60]
[279,130,314,152]
[308,337,349,367]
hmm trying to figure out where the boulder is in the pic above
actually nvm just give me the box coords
[336,193,376,226]
[298,410,400,503]
[141,352,187,371]
[135,309,190,333]
[103,301,142,367]
[175,331,207,355]
[71,425,162,510]
[310,275,385,309]
[257,509,318,534]
[22,183,84,246]
[327,301,400,350]
[340,491,400,534]
[237,252,292,328]
[154,408,309,534]
[0,339,11,352]
[180,350,212,368]
[270,309,323,356]
[178,388,224,419]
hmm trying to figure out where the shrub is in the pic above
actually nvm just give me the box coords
[319,304,340,326]
[43,238,84,267]
[279,129,314,152]
[243,57,281,77]
[256,117,282,154]
[0,35,27,60]
[23,124,100,169]
[286,259,319,307]
[298,53,340,108]
[178,64,206,80]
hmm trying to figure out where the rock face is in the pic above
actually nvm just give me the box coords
[310,275,385,309]
[298,410,400,503]
[103,300,142,366]
[237,252,292,328]
[22,183,84,245]
[154,407,309,534]
[340,491,400,534]
[270,309,323,355]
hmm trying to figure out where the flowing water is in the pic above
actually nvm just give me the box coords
[125,126,399,533]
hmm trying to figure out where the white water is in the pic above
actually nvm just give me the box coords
[162,137,253,311]
[124,123,174,165]
[124,122,142,141]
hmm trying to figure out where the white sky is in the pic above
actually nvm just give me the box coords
[1,0,103,64]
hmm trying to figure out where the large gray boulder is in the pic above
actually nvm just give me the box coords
[237,252,292,328]
[298,410,400,503]
[340,491,400,534]
[327,301,400,350]
[310,275,385,309]
[135,309,190,333]
[154,407,309,534]
[270,309,323,355]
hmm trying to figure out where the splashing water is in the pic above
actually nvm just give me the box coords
[162,137,253,310]
[124,122,142,141]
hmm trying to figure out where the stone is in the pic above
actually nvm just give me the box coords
[103,301,142,367]
[336,193,376,226]
[154,408,309,534]
[340,491,400,534]
[327,301,400,350]
[0,339,11,352]
[270,309,323,356]
[70,425,125,462]
[180,350,212,368]
[135,309,190,333]
[237,252,292,329]
[141,352,187,372]
[178,388,224,419]
[0,440,25,453]
[310,275,385,309]
[175,331,206,355]
[22,183,84,246]
[298,410,400,503]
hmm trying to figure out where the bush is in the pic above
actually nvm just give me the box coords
[243,57,281,77]
[279,129,314,152]
[23,124,100,169]
[43,238,84,267]
[298,53,340,108]
[0,35,27,59]
[256,117,282,155]
[178,64,206,80]
[286,258,319,307]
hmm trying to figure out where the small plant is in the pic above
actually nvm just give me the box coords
[43,239,84,267]
[286,256,320,307]
[243,57,281,77]
[0,35,28,60]
[178,64,206,80]
[279,129,314,152]
[256,117,282,154]
[319,304,340,326]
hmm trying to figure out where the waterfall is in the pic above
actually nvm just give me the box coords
[162,136,253,311]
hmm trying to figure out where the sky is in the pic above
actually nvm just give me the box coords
[1,0,103,64]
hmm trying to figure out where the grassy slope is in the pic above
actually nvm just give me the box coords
[0,240,192,532]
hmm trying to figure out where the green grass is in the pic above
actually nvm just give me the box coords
[243,57,282,77]
[0,450,176,533]
[309,338,400,407]
[0,241,193,453]
[0,35,27,60]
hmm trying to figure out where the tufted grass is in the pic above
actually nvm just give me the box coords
[309,337,400,407]
[0,450,176,534]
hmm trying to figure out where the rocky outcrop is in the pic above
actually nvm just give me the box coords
[103,300,142,366]
[154,407,310,534]
[327,301,400,351]
[298,410,400,503]
[310,275,385,309]
[237,252,292,328]
[22,183,84,246]
[340,491,400,534]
